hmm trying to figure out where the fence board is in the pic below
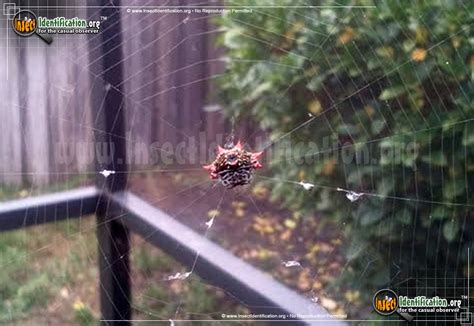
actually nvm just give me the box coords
[1,5,229,186]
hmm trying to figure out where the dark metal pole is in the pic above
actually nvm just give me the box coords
[92,0,131,323]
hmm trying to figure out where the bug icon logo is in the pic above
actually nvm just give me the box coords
[373,289,398,316]
[11,9,52,44]
[12,10,37,37]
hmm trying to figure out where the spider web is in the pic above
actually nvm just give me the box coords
[0,0,472,324]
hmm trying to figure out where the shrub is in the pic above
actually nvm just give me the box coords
[217,0,473,308]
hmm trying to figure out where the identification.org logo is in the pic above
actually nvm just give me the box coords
[373,288,464,322]
[11,9,101,44]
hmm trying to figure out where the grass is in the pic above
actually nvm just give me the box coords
[131,238,252,323]
[0,217,98,324]
[0,174,91,203]
[0,212,250,324]
[0,174,263,324]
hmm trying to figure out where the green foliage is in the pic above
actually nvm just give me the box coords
[0,232,51,320]
[133,245,174,274]
[13,274,51,313]
[0,219,99,323]
[218,0,473,305]
[0,214,248,323]
[74,304,96,326]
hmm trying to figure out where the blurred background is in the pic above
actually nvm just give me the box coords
[0,0,472,324]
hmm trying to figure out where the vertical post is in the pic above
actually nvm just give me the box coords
[93,0,130,324]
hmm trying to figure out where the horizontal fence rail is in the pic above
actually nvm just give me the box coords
[0,187,347,325]
[111,191,346,325]
[0,186,100,231]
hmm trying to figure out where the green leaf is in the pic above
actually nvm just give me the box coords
[306,73,327,91]
[345,238,366,260]
[316,189,332,211]
[402,39,415,53]
[396,208,412,225]
[443,180,466,200]
[367,58,382,70]
[281,52,305,68]
[337,123,359,136]
[463,128,474,146]
[379,85,406,100]
[431,207,447,220]
[246,81,272,101]
[421,152,448,167]
[223,28,244,49]
[358,207,384,226]
[377,178,395,196]
[443,220,459,242]
[372,120,386,135]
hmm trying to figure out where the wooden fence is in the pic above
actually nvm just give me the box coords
[0,1,239,186]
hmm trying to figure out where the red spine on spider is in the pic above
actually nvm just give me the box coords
[203,141,263,189]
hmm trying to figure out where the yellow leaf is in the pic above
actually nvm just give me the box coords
[319,243,332,253]
[292,211,301,220]
[252,184,269,199]
[282,21,305,49]
[298,170,306,180]
[313,280,323,290]
[308,99,322,115]
[411,48,427,62]
[248,249,259,258]
[280,229,292,241]
[304,65,319,77]
[252,216,275,235]
[235,208,245,218]
[337,27,355,45]
[231,201,246,209]
[321,297,338,310]
[298,270,312,291]
[415,27,428,45]
[257,248,275,259]
[364,105,375,117]
[284,219,297,229]
[414,98,425,110]
[452,37,461,49]
[344,290,360,302]
[376,46,394,59]
[334,308,347,317]
[207,209,220,218]
[73,300,85,311]
[322,159,336,176]
[292,21,305,33]
[308,244,321,254]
